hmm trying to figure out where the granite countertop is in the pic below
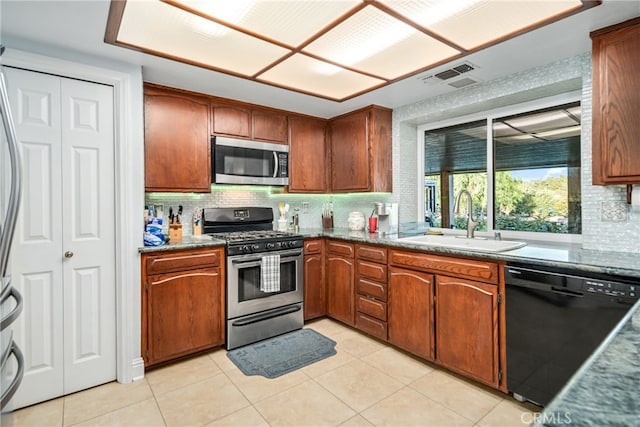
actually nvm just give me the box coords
[534,298,640,426]
[139,227,640,278]
[138,234,226,253]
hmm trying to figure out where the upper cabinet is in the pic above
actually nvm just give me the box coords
[329,105,392,193]
[591,17,640,185]
[144,84,211,193]
[288,115,328,193]
[211,99,288,144]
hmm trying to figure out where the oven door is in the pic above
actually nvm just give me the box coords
[227,248,303,319]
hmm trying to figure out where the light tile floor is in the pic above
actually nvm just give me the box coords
[13,318,539,427]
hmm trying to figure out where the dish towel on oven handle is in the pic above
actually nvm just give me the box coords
[260,254,281,292]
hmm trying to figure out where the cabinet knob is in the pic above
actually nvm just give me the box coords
[64,251,74,259]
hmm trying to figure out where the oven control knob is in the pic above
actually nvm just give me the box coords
[251,244,260,251]
[266,242,276,250]
[241,245,251,253]
[288,240,298,248]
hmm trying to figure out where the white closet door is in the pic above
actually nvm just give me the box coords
[5,67,116,409]
[7,68,65,407]
[61,78,116,393]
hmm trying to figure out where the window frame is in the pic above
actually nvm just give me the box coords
[415,91,582,244]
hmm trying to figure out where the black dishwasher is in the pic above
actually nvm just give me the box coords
[505,262,638,407]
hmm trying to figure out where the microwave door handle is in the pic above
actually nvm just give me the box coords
[272,151,278,178]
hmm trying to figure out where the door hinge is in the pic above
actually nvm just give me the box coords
[498,370,503,381]
[145,349,149,358]
[145,282,149,291]
[497,293,502,304]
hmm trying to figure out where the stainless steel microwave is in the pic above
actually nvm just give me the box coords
[212,136,289,186]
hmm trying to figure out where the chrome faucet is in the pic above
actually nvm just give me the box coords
[454,189,479,239]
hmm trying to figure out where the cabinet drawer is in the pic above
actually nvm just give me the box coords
[389,250,498,284]
[327,241,354,258]
[356,245,387,263]
[356,278,387,301]
[356,295,387,321]
[357,260,387,282]
[356,313,388,341]
[146,249,222,275]
[304,239,323,254]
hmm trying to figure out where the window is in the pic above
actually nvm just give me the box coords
[420,98,581,237]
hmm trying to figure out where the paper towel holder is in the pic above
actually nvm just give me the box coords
[627,184,633,205]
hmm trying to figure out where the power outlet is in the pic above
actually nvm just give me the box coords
[302,202,309,214]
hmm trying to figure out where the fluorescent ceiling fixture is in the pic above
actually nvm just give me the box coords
[105,0,599,102]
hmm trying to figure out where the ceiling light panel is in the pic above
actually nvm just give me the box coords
[118,0,290,76]
[258,53,386,101]
[303,5,460,80]
[169,0,361,46]
[381,0,583,50]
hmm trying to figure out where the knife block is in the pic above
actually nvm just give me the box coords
[169,223,182,241]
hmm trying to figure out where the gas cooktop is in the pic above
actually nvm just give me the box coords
[208,230,299,243]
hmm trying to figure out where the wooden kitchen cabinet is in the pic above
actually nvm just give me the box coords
[388,248,505,391]
[304,239,326,320]
[144,84,211,192]
[355,244,388,340]
[329,105,392,193]
[211,99,288,143]
[435,275,500,388]
[288,116,329,193]
[141,247,225,367]
[326,240,355,325]
[388,266,434,361]
[591,17,640,185]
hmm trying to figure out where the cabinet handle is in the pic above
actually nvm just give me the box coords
[64,251,74,258]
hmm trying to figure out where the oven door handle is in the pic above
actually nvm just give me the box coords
[231,251,303,266]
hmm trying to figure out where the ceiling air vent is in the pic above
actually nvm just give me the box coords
[419,61,478,85]
[434,69,460,80]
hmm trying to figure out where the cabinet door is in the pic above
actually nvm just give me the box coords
[326,254,355,325]
[330,110,369,192]
[304,253,326,320]
[211,101,251,138]
[288,116,328,193]
[144,86,211,192]
[146,268,224,366]
[435,275,499,388]
[592,19,640,184]
[388,267,434,361]
[253,109,287,143]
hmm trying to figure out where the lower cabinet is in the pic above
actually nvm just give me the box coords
[326,240,355,325]
[388,266,435,361]
[435,275,500,388]
[304,239,326,320]
[141,247,225,367]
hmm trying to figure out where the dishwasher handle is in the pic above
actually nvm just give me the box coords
[550,287,583,297]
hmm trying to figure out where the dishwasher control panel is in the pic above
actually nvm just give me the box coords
[584,280,636,298]
[505,263,639,302]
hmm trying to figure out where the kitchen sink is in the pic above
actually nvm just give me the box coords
[397,234,526,253]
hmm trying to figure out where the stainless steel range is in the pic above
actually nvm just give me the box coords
[203,207,304,350]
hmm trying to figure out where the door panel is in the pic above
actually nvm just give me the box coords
[62,78,115,394]
[7,68,64,407]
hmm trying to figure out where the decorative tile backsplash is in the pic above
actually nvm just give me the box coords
[146,52,639,254]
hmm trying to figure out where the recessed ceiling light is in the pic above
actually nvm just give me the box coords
[105,0,599,102]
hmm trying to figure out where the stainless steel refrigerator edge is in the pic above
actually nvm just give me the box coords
[0,46,25,423]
